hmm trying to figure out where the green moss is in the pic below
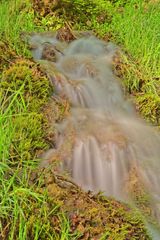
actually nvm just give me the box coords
[95,195,150,239]
[9,113,48,163]
[136,93,160,124]
[0,59,53,164]
[0,41,17,72]
[1,59,52,112]
[36,169,151,239]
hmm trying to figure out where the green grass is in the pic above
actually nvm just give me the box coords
[109,0,160,123]
[0,0,44,56]
[0,0,159,238]
[0,87,49,238]
[111,0,160,89]
[0,94,79,239]
[0,1,58,238]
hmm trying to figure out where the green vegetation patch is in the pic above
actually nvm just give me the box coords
[26,168,151,240]
[1,59,51,112]
[110,1,160,124]
[0,59,53,164]
[0,0,46,56]
[0,0,159,238]
[32,0,117,36]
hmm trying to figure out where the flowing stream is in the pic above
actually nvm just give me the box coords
[27,32,160,237]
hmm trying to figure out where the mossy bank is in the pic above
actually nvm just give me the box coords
[0,0,159,239]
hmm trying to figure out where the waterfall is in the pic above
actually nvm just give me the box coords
[27,32,160,224]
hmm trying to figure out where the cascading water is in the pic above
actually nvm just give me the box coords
[27,32,160,232]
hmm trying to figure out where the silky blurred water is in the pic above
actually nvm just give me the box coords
[28,33,160,231]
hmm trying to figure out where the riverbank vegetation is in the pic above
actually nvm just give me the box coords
[0,0,159,239]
